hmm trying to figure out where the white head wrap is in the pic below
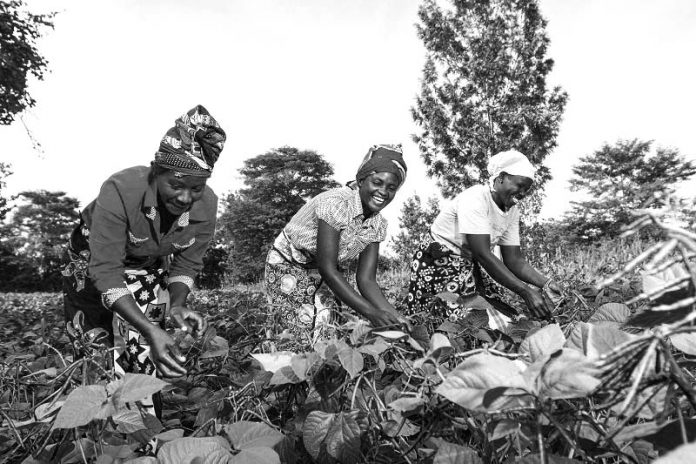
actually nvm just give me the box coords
[487,150,536,182]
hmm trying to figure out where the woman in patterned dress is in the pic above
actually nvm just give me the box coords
[62,105,225,395]
[405,150,561,330]
[265,145,410,340]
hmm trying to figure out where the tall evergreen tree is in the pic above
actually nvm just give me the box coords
[412,0,567,209]
[564,139,696,240]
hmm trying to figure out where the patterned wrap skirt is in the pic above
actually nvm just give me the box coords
[404,234,516,331]
[264,248,353,342]
[62,223,170,415]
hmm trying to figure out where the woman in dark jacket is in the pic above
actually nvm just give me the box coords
[62,105,225,401]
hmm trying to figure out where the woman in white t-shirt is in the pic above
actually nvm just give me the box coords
[405,150,560,329]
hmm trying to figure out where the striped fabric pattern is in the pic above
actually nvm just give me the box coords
[273,187,387,266]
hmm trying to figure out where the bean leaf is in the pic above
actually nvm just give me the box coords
[338,347,364,379]
[200,335,229,359]
[436,353,532,412]
[269,366,303,385]
[535,349,600,400]
[53,385,107,429]
[157,436,230,464]
[432,439,482,464]
[302,411,335,460]
[225,421,284,450]
[229,447,280,464]
[653,442,696,464]
[670,332,696,356]
[325,412,362,464]
[519,324,565,362]
[251,352,295,373]
[589,303,631,324]
[109,374,168,408]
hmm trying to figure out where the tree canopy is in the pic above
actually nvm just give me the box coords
[564,139,696,240]
[218,147,339,283]
[237,147,340,207]
[0,0,54,125]
[391,195,440,264]
[0,190,79,291]
[412,0,566,203]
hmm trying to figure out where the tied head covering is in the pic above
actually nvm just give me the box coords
[487,150,536,185]
[355,144,407,185]
[154,105,226,177]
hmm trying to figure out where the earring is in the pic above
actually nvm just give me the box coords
[489,177,497,193]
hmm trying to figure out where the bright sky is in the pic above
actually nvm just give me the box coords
[2,0,695,242]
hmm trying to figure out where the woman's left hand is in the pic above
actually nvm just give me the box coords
[170,305,207,337]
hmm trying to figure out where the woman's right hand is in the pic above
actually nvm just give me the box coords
[520,287,551,320]
[146,327,187,378]
[367,307,411,332]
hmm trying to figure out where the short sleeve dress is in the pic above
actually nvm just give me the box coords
[264,186,387,337]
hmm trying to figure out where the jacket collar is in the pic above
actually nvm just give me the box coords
[141,178,204,226]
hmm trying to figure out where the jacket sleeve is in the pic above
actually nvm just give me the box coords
[87,179,130,306]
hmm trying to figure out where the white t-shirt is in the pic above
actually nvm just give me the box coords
[430,184,520,258]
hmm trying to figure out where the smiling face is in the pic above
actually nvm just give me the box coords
[155,170,208,216]
[492,173,533,210]
[358,171,400,216]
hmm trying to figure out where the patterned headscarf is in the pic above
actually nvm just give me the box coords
[355,144,407,185]
[154,105,226,177]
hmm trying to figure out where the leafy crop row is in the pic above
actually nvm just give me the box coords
[1,211,695,463]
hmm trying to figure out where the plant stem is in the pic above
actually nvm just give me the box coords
[618,340,658,415]
[537,407,547,464]
[75,429,88,464]
[676,399,688,445]
[601,383,662,445]
[350,374,363,409]
[661,341,696,410]
[42,342,67,368]
[0,408,25,449]
[678,243,696,296]
[541,409,586,460]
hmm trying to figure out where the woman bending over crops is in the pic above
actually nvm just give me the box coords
[265,144,410,340]
[405,150,561,330]
[62,105,225,399]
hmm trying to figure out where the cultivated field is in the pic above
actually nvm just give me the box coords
[1,218,695,464]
